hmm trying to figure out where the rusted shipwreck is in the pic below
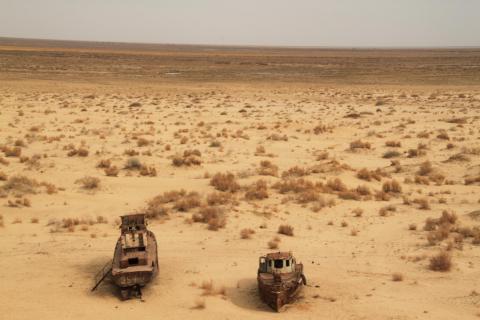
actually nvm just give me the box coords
[257,251,306,311]
[92,214,158,299]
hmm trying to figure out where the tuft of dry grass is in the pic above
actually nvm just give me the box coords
[2,175,38,193]
[281,166,309,178]
[258,160,279,176]
[75,176,100,190]
[385,141,401,147]
[357,168,387,181]
[429,251,452,272]
[172,150,202,166]
[240,228,255,239]
[353,208,363,217]
[173,192,202,212]
[278,224,294,236]
[206,192,234,206]
[383,150,401,159]
[124,157,142,170]
[210,172,240,193]
[104,166,119,177]
[268,236,281,249]
[382,179,402,194]
[2,146,22,157]
[350,140,371,150]
[193,206,226,230]
[245,180,269,200]
[96,159,111,168]
[392,273,404,281]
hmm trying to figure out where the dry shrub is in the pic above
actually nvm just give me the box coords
[379,205,396,216]
[355,185,371,196]
[383,150,401,159]
[350,140,371,150]
[415,159,445,185]
[199,280,226,296]
[273,178,316,194]
[436,132,450,140]
[172,150,202,166]
[465,176,480,185]
[278,224,294,236]
[423,210,457,231]
[2,146,22,157]
[124,157,142,170]
[137,138,150,147]
[267,133,288,141]
[353,208,363,217]
[105,166,119,177]
[414,197,430,210]
[240,228,255,239]
[139,165,157,177]
[124,149,139,156]
[0,156,9,166]
[338,190,361,201]
[76,176,100,190]
[173,192,202,212]
[418,161,433,176]
[313,124,329,134]
[145,197,169,219]
[392,273,404,281]
[326,178,347,192]
[296,189,320,203]
[245,180,269,200]
[97,159,111,168]
[357,168,387,181]
[374,191,391,201]
[258,160,278,177]
[30,217,39,224]
[282,166,308,178]
[151,190,187,204]
[414,175,430,185]
[193,206,226,230]
[268,236,281,249]
[382,179,402,194]
[210,172,240,192]
[206,192,233,206]
[385,141,401,147]
[429,251,452,272]
[1,175,39,194]
[96,215,108,224]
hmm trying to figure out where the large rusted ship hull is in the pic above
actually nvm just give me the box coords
[111,230,158,289]
[258,275,304,311]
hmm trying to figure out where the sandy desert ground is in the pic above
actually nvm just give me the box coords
[1,38,480,319]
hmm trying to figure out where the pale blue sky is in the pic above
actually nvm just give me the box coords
[1,0,479,47]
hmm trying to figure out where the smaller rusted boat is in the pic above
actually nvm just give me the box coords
[92,214,158,300]
[257,251,306,312]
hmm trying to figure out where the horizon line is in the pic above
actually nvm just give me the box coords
[1,36,480,51]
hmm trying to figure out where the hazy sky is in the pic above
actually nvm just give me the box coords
[1,0,479,47]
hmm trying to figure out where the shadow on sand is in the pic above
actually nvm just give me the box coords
[226,278,272,313]
[78,256,122,299]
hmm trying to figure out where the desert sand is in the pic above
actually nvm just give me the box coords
[0,38,480,319]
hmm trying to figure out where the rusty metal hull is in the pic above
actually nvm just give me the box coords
[257,264,304,312]
[111,230,158,289]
